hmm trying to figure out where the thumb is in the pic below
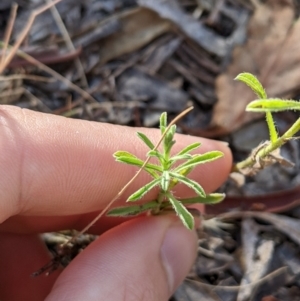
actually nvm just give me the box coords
[45,215,198,301]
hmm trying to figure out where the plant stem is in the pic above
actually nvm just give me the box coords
[234,117,300,171]
[154,191,166,214]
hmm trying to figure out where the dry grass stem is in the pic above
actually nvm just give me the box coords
[0,4,18,69]
[0,0,64,73]
[47,0,88,88]
[6,47,97,103]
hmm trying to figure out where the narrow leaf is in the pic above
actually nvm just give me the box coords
[147,150,165,164]
[169,172,206,197]
[161,171,170,192]
[137,132,155,149]
[169,154,193,164]
[115,156,162,172]
[168,166,194,189]
[175,151,223,173]
[235,73,266,99]
[128,178,160,201]
[164,125,176,150]
[246,99,300,112]
[176,142,201,156]
[164,140,176,157]
[113,151,136,159]
[107,200,159,217]
[167,193,194,230]
[180,193,225,205]
[160,112,167,134]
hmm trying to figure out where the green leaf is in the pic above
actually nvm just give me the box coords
[169,154,193,165]
[167,193,194,230]
[169,124,176,136]
[137,132,155,149]
[168,166,194,189]
[246,99,300,112]
[164,140,176,157]
[235,72,267,99]
[164,125,176,154]
[169,172,206,197]
[128,178,160,201]
[161,171,170,192]
[180,193,225,205]
[113,151,136,159]
[107,200,159,217]
[176,142,201,156]
[147,150,166,165]
[115,156,162,172]
[160,112,167,134]
[175,151,223,173]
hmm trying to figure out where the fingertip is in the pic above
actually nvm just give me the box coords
[45,215,197,301]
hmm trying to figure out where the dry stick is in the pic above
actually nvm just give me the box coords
[1,45,97,103]
[0,74,55,82]
[0,4,18,69]
[67,106,194,244]
[47,0,89,88]
[186,266,288,292]
[0,0,64,73]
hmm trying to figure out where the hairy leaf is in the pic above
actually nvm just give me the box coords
[246,99,300,112]
[115,156,162,172]
[137,132,155,149]
[113,150,136,158]
[175,151,223,173]
[169,172,205,197]
[160,112,167,134]
[176,142,201,156]
[235,72,267,99]
[180,193,225,205]
[167,193,194,230]
[107,201,159,216]
[128,178,160,201]
[147,150,165,164]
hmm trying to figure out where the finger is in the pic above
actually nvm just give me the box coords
[0,233,59,301]
[0,105,232,223]
[45,215,197,301]
[0,213,129,234]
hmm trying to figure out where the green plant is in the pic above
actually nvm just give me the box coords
[107,112,225,230]
[34,72,300,275]
[233,72,300,174]
[107,72,300,230]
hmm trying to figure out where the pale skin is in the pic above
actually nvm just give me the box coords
[0,105,232,301]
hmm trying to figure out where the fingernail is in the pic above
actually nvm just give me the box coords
[160,219,197,293]
[219,141,229,147]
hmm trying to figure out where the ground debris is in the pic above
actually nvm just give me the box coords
[213,0,300,135]
[1,1,300,300]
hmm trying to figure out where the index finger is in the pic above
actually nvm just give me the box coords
[0,105,232,223]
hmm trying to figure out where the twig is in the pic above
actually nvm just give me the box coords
[186,266,288,291]
[0,43,97,103]
[0,4,18,69]
[0,74,55,82]
[47,0,88,88]
[0,0,64,73]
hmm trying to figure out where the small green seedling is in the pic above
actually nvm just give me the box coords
[34,72,300,276]
[234,72,300,174]
[107,112,225,230]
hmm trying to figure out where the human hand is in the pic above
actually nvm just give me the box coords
[0,105,232,301]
